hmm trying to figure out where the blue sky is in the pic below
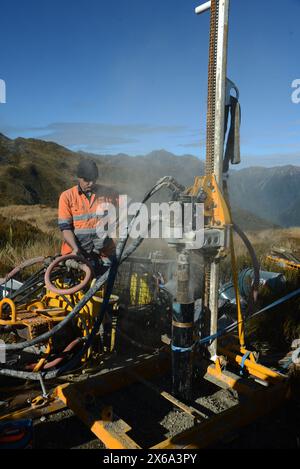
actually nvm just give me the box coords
[0,0,299,167]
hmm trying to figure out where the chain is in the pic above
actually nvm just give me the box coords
[205,0,219,176]
[203,0,220,324]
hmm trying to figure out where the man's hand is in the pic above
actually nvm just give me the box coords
[62,230,84,257]
[71,247,86,259]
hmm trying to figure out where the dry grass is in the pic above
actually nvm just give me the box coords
[232,227,300,257]
[0,205,61,276]
[219,227,300,281]
[0,204,58,233]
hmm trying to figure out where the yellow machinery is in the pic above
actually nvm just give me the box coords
[130,273,154,306]
[0,281,119,358]
[266,247,300,273]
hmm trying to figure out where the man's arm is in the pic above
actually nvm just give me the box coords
[62,230,81,255]
[58,192,81,256]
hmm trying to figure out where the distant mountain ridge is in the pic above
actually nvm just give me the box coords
[228,165,300,227]
[0,133,298,229]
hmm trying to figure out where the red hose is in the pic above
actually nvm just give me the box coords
[0,430,27,444]
[3,257,46,283]
[44,255,93,295]
[25,338,82,371]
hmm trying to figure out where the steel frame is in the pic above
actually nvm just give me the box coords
[1,345,291,449]
[55,346,291,449]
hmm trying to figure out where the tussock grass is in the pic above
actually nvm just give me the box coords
[0,207,61,276]
[0,205,58,233]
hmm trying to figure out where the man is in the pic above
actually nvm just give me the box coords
[58,159,118,270]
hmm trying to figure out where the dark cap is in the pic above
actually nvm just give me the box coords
[77,159,99,181]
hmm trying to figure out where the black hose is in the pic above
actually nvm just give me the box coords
[3,269,45,309]
[0,178,174,379]
[233,223,260,311]
[10,268,45,297]
[222,178,260,311]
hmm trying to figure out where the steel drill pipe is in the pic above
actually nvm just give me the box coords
[172,251,195,402]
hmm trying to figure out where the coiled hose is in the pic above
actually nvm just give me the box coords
[0,177,177,380]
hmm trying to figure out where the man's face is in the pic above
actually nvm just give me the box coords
[78,177,96,192]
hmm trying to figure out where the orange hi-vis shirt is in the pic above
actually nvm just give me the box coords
[58,184,119,256]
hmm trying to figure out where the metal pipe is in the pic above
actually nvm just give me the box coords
[208,261,219,359]
[208,0,230,360]
[172,303,194,402]
[214,0,230,185]
[195,1,211,15]
[172,251,195,402]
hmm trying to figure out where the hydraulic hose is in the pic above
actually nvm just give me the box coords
[198,287,300,346]
[44,255,93,295]
[1,257,46,284]
[2,238,142,354]
[25,338,83,371]
[2,211,136,379]
[233,223,260,308]
[223,178,260,311]
[0,178,176,379]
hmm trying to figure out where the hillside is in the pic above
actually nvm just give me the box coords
[0,134,204,205]
[0,133,79,206]
[230,207,278,231]
[229,165,300,227]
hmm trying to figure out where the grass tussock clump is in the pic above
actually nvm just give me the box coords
[0,214,46,249]
[0,205,58,234]
[0,213,60,276]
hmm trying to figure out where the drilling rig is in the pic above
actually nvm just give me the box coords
[168,0,240,402]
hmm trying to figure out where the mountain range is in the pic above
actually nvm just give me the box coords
[0,133,299,229]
